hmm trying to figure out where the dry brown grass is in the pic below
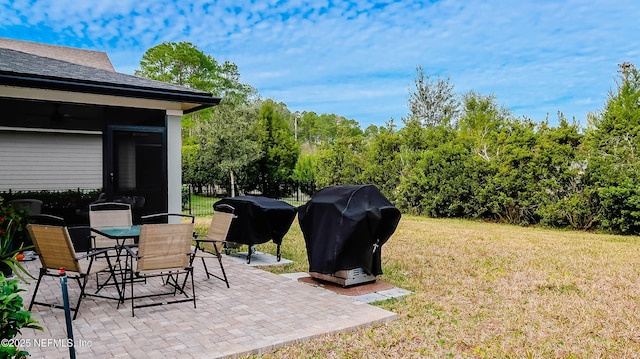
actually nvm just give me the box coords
[234,215,640,358]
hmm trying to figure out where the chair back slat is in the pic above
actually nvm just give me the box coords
[137,223,194,272]
[89,202,133,247]
[202,211,234,252]
[27,224,81,273]
[89,203,132,227]
[141,213,194,224]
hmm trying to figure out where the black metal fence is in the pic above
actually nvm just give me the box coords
[1,185,316,219]
[182,182,315,216]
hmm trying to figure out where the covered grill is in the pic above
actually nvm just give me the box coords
[213,196,297,263]
[298,185,401,286]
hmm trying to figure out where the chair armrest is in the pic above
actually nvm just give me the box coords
[141,213,195,224]
[194,238,226,244]
[194,238,228,252]
[76,247,112,260]
[123,245,138,258]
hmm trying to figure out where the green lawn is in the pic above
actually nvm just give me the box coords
[217,215,640,358]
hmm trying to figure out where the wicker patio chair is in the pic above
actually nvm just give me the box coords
[121,222,196,316]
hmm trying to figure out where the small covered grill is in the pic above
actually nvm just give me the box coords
[298,185,401,286]
[213,196,297,263]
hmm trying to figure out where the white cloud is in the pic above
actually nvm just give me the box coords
[1,0,639,126]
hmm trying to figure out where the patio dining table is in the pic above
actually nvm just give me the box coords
[89,225,141,302]
[90,225,141,243]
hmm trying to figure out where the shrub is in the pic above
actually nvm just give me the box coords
[0,274,42,358]
[0,198,33,282]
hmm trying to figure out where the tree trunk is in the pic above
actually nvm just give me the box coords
[230,170,236,197]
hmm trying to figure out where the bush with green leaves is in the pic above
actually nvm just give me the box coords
[583,63,640,234]
[0,199,33,282]
[0,274,42,359]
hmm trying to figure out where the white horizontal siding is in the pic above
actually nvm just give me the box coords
[0,131,102,191]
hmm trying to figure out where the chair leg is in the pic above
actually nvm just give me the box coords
[71,255,96,319]
[118,254,132,310]
[193,245,211,280]
[170,268,196,306]
[190,267,196,309]
[201,257,211,279]
[72,277,86,320]
[130,272,135,317]
[28,269,46,311]
[29,269,86,320]
[212,245,230,288]
[197,245,230,287]
[167,271,190,298]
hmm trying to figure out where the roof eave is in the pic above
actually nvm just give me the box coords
[0,72,221,110]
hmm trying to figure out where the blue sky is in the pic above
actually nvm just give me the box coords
[1,0,638,128]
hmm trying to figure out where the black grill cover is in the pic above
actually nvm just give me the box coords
[213,196,297,246]
[298,185,401,275]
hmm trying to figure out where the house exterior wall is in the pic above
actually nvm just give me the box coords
[0,128,102,191]
[0,38,217,213]
[166,111,182,218]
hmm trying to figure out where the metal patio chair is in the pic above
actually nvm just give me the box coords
[26,213,94,254]
[121,222,196,316]
[88,202,134,249]
[26,224,115,319]
[192,204,235,288]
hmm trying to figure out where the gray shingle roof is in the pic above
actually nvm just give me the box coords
[0,46,219,109]
[0,37,115,71]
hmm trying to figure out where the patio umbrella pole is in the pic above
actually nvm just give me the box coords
[59,268,76,359]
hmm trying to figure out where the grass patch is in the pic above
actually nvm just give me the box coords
[200,215,640,358]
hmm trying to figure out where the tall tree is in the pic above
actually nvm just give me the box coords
[533,116,590,229]
[315,122,366,187]
[190,98,262,196]
[253,100,300,197]
[135,41,253,99]
[407,66,460,127]
[362,124,403,201]
[585,62,640,233]
[296,111,342,145]
[136,41,258,195]
[458,91,507,162]
[484,118,539,224]
[136,42,217,91]
[292,153,317,195]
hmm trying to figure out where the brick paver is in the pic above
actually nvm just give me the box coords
[13,257,396,358]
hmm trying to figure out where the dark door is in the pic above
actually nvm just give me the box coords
[106,126,166,218]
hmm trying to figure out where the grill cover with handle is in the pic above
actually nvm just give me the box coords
[213,196,297,246]
[298,185,401,276]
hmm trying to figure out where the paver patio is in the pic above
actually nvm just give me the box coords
[13,256,397,358]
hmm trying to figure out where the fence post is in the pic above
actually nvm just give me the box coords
[188,185,193,215]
